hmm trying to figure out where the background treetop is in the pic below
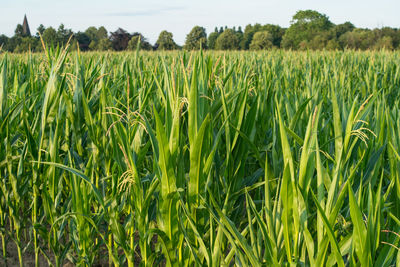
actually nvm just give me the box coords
[1,10,400,53]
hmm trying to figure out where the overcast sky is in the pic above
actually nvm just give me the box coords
[1,0,399,45]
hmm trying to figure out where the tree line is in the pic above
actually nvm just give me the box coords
[1,10,399,53]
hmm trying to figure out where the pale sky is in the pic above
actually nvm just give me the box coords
[1,0,399,45]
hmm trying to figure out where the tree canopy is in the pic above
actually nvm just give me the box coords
[207,32,219,49]
[282,10,334,49]
[2,11,400,53]
[41,27,58,47]
[127,33,153,51]
[184,26,207,50]
[156,31,178,50]
[249,31,274,50]
[215,29,240,50]
[110,28,131,51]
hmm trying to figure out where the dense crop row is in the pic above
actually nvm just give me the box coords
[1,47,400,266]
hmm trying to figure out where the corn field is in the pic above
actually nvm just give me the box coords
[1,47,400,266]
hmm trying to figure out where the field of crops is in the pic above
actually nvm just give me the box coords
[1,47,400,266]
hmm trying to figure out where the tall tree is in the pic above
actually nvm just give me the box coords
[235,27,244,48]
[57,24,73,46]
[184,26,207,50]
[127,33,153,50]
[0,35,9,51]
[261,24,285,47]
[215,29,240,50]
[85,27,99,42]
[85,26,109,50]
[110,28,131,51]
[208,32,219,49]
[97,26,108,40]
[332,22,355,39]
[281,10,333,49]
[75,32,91,51]
[36,24,46,38]
[42,27,58,47]
[14,24,24,38]
[156,31,178,50]
[240,24,262,50]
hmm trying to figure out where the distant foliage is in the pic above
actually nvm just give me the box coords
[249,31,274,50]
[215,29,240,50]
[282,10,334,49]
[207,31,219,49]
[127,34,153,50]
[110,28,131,51]
[184,26,207,50]
[86,26,108,51]
[3,10,400,53]
[156,31,178,50]
[97,38,112,51]
[42,27,58,47]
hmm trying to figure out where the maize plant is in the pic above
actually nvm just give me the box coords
[0,47,400,266]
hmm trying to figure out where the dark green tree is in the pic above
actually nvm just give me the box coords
[240,24,262,50]
[85,26,100,50]
[42,27,58,47]
[85,27,98,41]
[57,24,73,46]
[127,33,153,50]
[97,27,108,40]
[215,29,239,50]
[14,37,38,53]
[261,24,285,47]
[14,24,24,38]
[2,37,19,52]
[207,32,219,49]
[110,28,132,51]
[0,35,9,51]
[84,26,109,50]
[156,31,178,50]
[36,24,46,38]
[184,26,207,50]
[332,22,355,39]
[235,27,244,48]
[75,32,91,51]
